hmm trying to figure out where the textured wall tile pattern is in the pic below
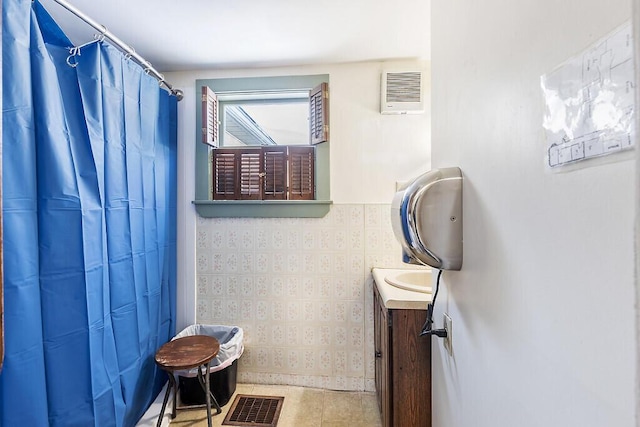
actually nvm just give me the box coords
[195,204,405,391]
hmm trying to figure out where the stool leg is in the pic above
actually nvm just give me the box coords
[197,365,222,415]
[204,363,212,427]
[168,373,178,418]
[156,372,174,427]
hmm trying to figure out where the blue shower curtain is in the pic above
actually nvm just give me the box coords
[0,0,177,425]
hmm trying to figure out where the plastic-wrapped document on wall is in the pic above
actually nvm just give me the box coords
[541,22,634,170]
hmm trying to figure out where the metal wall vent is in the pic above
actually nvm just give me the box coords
[381,70,425,114]
[223,394,284,427]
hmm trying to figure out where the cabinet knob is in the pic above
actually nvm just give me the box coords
[375,351,382,358]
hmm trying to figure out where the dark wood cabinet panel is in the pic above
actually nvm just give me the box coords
[374,289,391,427]
[374,285,431,427]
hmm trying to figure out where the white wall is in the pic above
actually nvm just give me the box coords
[431,1,635,427]
[165,60,431,387]
[635,1,640,423]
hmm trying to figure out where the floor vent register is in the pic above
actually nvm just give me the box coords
[222,394,285,427]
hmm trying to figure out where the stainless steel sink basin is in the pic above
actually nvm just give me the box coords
[384,270,432,293]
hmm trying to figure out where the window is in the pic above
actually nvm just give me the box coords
[223,100,310,147]
[212,146,314,200]
[201,83,328,149]
[194,75,331,217]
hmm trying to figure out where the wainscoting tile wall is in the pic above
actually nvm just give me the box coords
[195,204,405,391]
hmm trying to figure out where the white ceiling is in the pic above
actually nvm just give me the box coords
[38,0,431,73]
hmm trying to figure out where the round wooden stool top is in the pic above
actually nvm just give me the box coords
[155,335,220,371]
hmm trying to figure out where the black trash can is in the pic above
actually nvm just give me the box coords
[172,324,244,407]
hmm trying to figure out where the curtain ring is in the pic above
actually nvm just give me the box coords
[124,47,135,61]
[66,47,80,68]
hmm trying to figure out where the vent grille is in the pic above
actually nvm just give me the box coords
[385,72,422,103]
[223,395,284,427]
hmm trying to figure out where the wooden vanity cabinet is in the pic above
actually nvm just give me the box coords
[374,285,431,427]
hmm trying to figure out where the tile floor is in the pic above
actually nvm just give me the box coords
[169,383,382,427]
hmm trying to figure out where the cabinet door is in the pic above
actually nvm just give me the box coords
[374,288,391,427]
[391,309,431,427]
[374,289,381,406]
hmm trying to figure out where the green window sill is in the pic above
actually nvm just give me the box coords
[193,200,333,218]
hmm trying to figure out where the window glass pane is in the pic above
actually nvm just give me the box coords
[224,102,309,147]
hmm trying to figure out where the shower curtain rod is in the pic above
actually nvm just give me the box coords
[51,0,184,101]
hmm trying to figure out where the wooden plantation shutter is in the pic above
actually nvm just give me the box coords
[309,82,329,145]
[239,150,262,199]
[212,146,315,200]
[262,146,288,200]
[201,86,219,147]
[212,148,262,200]
[288,146,315,200]
[212,149,238,199]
